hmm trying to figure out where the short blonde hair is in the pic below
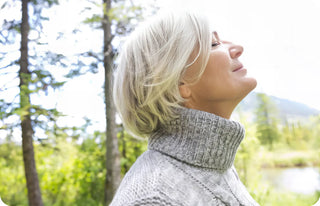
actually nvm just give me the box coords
[113,10,211,138]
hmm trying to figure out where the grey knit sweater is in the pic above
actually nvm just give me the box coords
[110,108,260,206]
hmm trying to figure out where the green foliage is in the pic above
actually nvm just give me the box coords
[38,138,105,206]
[83,14,102,24]
[260,150,319,168]
[309,115,320,149]
[117,126,147,175]
[235,112,261,187]
[252,188,319,206]
[0,141,27,205]
[30,0,59,7]
[1,119,319,206]
[255,93,280,150]
[0,125,149,206]
[0,0,67,140]
[72,0,147,81]
[234,103,320,205]
[0,136,105,206]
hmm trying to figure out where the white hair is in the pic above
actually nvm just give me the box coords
[113,10,211,138]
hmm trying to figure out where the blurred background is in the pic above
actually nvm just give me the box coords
[0,0,320,205]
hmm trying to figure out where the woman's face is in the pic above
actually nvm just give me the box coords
[179,32,257,118]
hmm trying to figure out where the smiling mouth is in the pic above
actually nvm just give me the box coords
[233,64,244,72]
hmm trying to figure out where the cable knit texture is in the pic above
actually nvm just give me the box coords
[110,108,260,206]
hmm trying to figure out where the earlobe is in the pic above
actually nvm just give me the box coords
[179,83,192,98]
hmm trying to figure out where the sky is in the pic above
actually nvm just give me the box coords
[1,0,320,135]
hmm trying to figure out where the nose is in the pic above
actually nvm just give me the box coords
[229,44,243,59]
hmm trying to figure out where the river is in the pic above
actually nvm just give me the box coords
[261,167,320,194]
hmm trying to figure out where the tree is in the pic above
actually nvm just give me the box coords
[255,93,280,150]
[81,0,148,203]
[19,0,43,205]
[102,0,121,203]
[281,120,293,147]
[73,0,156,203]
[1,0,64,205]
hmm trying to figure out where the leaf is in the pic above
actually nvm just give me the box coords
[64,69,82,78]
[1,1,7,10]
[51,81,66,89]
[83,14,102,24]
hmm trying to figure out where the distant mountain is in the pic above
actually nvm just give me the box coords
[237,92,320,123]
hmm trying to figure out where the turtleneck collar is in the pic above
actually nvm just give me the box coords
[148,107,245,170]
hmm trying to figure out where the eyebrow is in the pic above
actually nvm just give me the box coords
[212,31,220,41]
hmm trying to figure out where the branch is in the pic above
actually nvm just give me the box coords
[0,31,10,44]
[0,85,18,92]
[0,71,17,76]
[0,61,19,70]
[0,75,19,91]
[10,94,20,105]
[0,94,20,119]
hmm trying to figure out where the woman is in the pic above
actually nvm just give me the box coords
[111,10,259,206]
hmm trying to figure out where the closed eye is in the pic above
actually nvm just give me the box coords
[211,41,221,47]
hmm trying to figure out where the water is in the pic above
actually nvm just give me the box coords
[261,167,320,194]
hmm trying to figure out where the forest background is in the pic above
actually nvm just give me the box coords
[1,0,320,206]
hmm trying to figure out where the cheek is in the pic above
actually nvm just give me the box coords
[187,51,233,97]
[203,53,231,83]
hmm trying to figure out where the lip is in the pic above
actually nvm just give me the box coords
[233,64,244,72]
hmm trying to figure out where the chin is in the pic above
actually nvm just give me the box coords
[237,77,257,101]
[247,77,257,92]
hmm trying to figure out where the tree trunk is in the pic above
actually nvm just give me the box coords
[102,0,121,205]
[120,125,128,173]
[19,0,44,205]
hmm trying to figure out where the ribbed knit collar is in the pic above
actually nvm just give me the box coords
[148,108,245,170]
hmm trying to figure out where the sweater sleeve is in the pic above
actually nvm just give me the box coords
[110,188,182,206]
[117,195,228,206]
[214,198,228,206]
[126,195,180,206]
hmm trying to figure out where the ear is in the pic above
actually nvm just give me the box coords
[179,82,191,99]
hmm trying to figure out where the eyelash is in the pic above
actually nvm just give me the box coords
[211,42,221,47]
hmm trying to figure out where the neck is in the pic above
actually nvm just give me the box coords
[185,100,240,119]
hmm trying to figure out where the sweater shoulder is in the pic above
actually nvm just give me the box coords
[110,150,232,206]
[110,150,171,205]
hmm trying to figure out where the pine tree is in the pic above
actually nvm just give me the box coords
[255,93,280,150]
[102,0,121,204]
[1,0,63,204]
[79,0,154,203]
[19,1,44,205]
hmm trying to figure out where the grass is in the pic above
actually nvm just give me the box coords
[260,149,320,168]
[236,146,320,205]
[255,190,320,206]
[247,172,320,206]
